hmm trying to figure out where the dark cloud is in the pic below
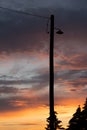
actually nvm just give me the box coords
[0,92,49,112]
[0,79,35,85]
[0,86,18,94]
[0,70,49,87]
[56,54,87,70]
[0,84,81,112]
[0,96,27,112]
[65,79,87,88]
[30,72,49,90]
[0,0,87,10]
[55,69,87,81]
[54,69,87,92]
[0,68,87,112]
[70,88,77,92]
[0,0,86,53]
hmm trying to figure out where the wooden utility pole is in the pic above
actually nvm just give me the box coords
[49,14,55,130]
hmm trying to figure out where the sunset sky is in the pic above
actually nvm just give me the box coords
[0,0,87,130]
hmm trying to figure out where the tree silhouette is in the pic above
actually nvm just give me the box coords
[80,98,87,130]
[67,105,81,130]
[67,98,87,130]
[45,111,64,130]
[45,98,87,130]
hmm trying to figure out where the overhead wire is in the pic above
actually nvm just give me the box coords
[0,6,50,19]
[0,6,51,33]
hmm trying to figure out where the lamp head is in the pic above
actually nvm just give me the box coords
[56,29,64,34]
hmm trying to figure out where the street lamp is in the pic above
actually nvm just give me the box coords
[49,15,63,130]
[56,29,63,34]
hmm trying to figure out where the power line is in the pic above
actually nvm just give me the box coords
[0,6,49,19]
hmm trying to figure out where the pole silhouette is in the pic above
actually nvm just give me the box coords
[49,15,63,130]
[49,14,55,130]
